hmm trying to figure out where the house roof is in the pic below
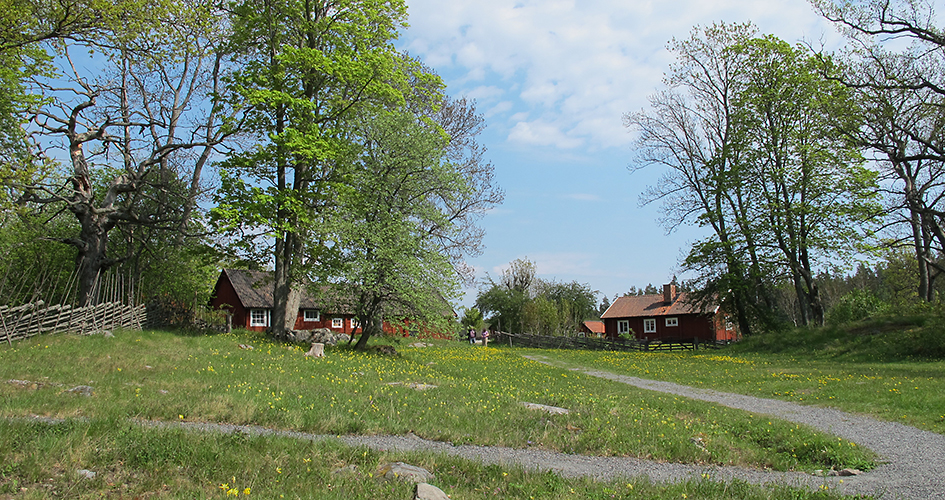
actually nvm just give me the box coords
[600,292,716,319]
[218,269,455,318]
[583,320,605,334]
[219,269,352,312]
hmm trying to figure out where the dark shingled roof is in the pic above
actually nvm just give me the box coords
[222,269,353,313]
[600,292,717,319]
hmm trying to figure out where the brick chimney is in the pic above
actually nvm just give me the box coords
[663,284,676,304]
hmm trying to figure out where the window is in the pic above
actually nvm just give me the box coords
[303,309,320,322]
[643,318,656,333]
[617,320,630,335]
[665,317,678,327]
[350,318,359,330]
[250,309,269,327]
[331,317,343,329]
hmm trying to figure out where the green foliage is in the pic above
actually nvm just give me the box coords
[476,258,597,335]
[826,289,890,325]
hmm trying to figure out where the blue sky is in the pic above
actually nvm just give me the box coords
[396,0,848,309]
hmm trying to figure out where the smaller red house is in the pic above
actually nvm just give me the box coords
[581,320,606,338]
[211,269,386,335]
[601,285,737,343]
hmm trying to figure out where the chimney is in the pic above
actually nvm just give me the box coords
[663,284,676,304]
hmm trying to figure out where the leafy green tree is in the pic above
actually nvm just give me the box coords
[214,0,413,334]
[733,36,878,325]
[331,95,500,350]
[628,23,878,330]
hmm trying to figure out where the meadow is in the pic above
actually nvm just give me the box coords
[528,336,945,435]
[0,329,885,499]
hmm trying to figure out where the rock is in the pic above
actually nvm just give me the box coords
[76,469,96,479]
[304,342,325,358]
[237,344,254,350]
[521,402,569,415]
[408,342,433,348]
[838,468,862,476]
[406,382,437,391]
[415,482,450,500]
[67,385,94,396]
[377,462,434,483]
[373,345,398,356]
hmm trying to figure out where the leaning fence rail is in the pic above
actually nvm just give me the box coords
[0,301,149,344]
[492,331,732,352]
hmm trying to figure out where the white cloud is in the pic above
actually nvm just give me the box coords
[507,120,584,148]
[401,0,843,152]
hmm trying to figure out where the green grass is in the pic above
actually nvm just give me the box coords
[0,418,864,500]
[526,320,945,435]
[0,328,886,499]
[0,329,874,473]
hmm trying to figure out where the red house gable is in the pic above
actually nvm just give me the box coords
[600,285,736,343]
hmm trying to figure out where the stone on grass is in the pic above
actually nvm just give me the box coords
[521,402,569,415]
[373,345,398,356]
[377,462,434,483]
[67,385,94,396]
[415,482,450,500]
[304,342,324,358]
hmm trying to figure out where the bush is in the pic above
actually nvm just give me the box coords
[826,289,889,325]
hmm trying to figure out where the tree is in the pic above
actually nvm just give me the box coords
[813,0,945,302]
[627,23,878,331]
[626,23,767,336]
[733,36,878,325]
[475,258,595,335]
[214,0,414,334]
[332,95,501,350]
[16,0,236,305]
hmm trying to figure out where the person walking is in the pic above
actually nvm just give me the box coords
[468,327,476,345]
[481,328,489,347]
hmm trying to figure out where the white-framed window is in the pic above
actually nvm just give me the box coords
[350,318,359,330]
[617,320,630,335]
[303,309,320,322]
[331,317,343,329]
[665,317,678,327]
[643,318,656,333]
[250,309,269,327]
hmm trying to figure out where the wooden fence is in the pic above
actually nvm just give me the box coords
[492,331,731,352]
[0,301,149,344]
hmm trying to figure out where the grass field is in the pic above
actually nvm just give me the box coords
[0,327,900,499]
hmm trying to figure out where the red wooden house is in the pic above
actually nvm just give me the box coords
[211,268,405,335]
[601,285,737,343]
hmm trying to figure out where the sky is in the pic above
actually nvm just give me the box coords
[395,0,850,310]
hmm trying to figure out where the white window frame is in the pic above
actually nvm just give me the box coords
[303,309,320,322]
[617,320,630,335]
[331,317,343,329]
[250,309,269,327]
[643,318,656,333]
[350,318,359,330]
[665,317,678,327]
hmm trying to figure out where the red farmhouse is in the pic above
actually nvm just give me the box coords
[601,285,737,343]
[211,268,401,335]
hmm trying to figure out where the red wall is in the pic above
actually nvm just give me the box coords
[604,313,730,342]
